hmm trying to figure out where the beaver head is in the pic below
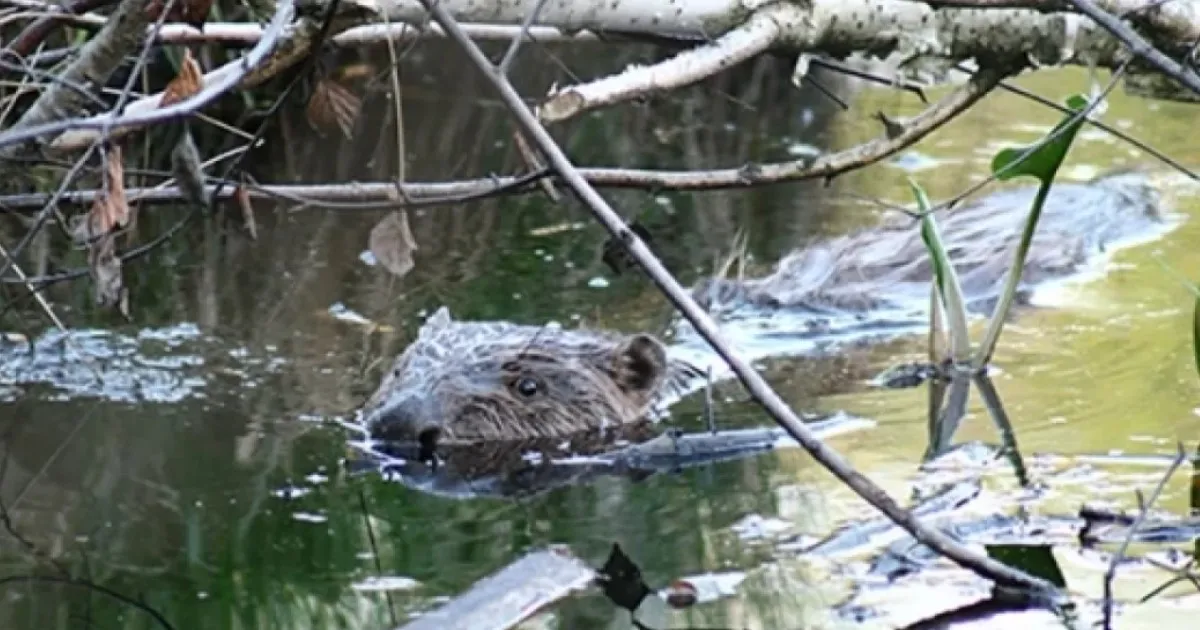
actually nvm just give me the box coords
[362,308,698,449]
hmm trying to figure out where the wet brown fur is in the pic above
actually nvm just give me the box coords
[693,172,1165,313]
[362,307,701,445]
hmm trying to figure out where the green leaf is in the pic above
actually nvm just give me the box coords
[990,94,1089,184]
[910,177,971,362]
[1194,293,1200,383]
[974,95,1092,367]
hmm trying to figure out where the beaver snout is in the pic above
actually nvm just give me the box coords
[366,395,443,450]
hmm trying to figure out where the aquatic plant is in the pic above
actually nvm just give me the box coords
[913,93,1091,371]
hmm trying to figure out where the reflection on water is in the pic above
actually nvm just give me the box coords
[2,39,1200,629]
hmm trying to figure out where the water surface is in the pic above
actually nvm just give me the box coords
[2,44,1199,629]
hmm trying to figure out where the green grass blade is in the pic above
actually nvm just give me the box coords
[975,94,1090,367]
[910,177,971,363]
[1194,293,1200,382]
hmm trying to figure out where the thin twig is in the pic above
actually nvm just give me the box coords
[0,240,66,330]
[965,63,1198,182]
[0,75,1005,213]
[0,0,177,280]
[932,59,1130,217]
[1101,442,1188,629]
[497,0,551,76]
[0,0,296,152]
[414,0,1063,601]
[206,0,340,207]
[356,488,397,627]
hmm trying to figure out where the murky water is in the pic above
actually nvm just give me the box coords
[2,42,1199,629]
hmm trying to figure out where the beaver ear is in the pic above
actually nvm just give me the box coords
[418,307,453,339]
[612,334,668,393]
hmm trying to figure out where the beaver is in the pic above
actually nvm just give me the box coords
[363,171,1175,449]
[691,171,1170,317]
[361,307,704,448]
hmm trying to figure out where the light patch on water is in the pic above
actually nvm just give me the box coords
[291,511,328,523]
[1027,209,1186,310]
[0,324,286,404]
[1062,163,1101,180]
[785,141,820,158]
[305,472,329,485]
[352,576,422,593]
[272,485,313,500]
[731,514,793,541]
[664,309,927,389]
[889,151,946,172]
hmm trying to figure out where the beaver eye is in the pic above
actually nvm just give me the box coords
[515,377,540,397]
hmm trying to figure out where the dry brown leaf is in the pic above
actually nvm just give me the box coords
[368,211,417,278]
[306,78,362,139]
[88,232,129,319]
[70,196,108,244]
[160,49,203,108]
[70,146,129,245]
[234,185,257,240]
[103,145,128,228]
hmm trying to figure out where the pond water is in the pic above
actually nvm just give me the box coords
[2,42,1199,629]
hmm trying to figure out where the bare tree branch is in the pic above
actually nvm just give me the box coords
[0,0,155,161]
[0,71,1000,214]
[1066,0,1200,96]
[0,0,299,153]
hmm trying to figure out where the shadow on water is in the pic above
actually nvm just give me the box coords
[1,37,1200,629]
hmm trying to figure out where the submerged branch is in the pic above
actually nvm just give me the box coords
[414,0,1065,603]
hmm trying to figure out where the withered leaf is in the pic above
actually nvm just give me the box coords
[70,196,111,245]
[103,144,128,228]
[368,210,417,278]
[88,232,130,319]
[306,78,362,139]
[234,184,257,240]
[70,146,129,245]
[160,49,203,108]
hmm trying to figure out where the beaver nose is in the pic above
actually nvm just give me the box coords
[365,395,442,449]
